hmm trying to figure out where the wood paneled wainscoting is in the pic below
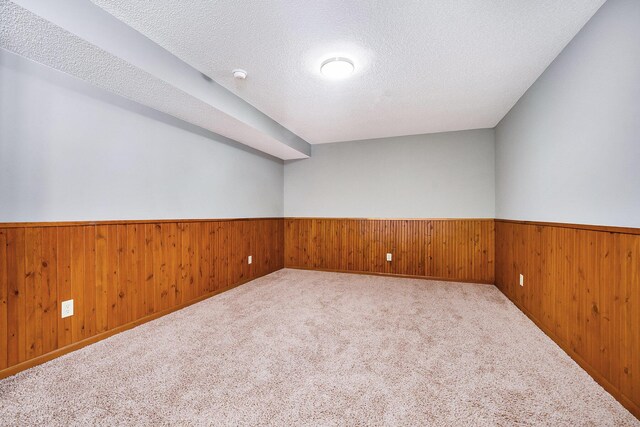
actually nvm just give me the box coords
[284,218,495,284]
[0,218,284,379]
[495,219,640,418]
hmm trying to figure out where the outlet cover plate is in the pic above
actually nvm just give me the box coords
[248,255,252,264]
[386,253,392,262]
[61,299,74,318]
[519,274,524,287]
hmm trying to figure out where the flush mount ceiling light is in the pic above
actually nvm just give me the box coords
[320,57,355,79]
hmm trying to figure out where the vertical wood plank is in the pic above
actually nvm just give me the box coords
[164,223,179,307]
[6,228,26,365]
[24,227,43,359]
[114,224,128,327]
[57,227,72,348]
[125,224,142,323]
[95,225,109,333]
[179,223,192,302]
[210,222,220,292]
[199,222,211,294]
[83,226,96,339]
[106,225,119,330]
[153,224,166,312]
[0,230,8,369]
[70,226,86,342]
[144,224,155,316]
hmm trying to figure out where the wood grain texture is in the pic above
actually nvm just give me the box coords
[495,220,640,419]
[0,218,284,378]
[284,218,495,283]
[3,215,636,419]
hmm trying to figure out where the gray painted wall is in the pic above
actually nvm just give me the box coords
[0,49,284,222]
[285,130,495,218]
[495,0,640,228]
[6,0,637,225]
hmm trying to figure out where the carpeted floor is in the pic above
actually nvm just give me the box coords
[0,269,637,426]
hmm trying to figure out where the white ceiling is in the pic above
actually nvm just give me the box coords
[2,0,311,160]
[92,0,605,144]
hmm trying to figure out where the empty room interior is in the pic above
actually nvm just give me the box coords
[1,0,639,425]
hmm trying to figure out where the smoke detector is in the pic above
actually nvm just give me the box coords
[232,69,247,79]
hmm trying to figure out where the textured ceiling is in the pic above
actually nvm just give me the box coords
[92,0,604,144]
[1,0,309,160]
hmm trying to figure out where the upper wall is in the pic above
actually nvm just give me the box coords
[0,49,284,222]
[284,129,495,218]
[495,0,640,228]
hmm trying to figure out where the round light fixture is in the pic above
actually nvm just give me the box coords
[320,57,354,79]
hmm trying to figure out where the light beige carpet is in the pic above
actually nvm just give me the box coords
[0,269,637,426]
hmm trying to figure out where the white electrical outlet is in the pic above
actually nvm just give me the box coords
[61,299,74,318]
[248,255,252,264]
[519,274,524,287]
[386,253,392,262]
